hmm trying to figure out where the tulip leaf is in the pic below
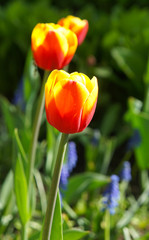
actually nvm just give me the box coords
[50,192,63,240]
[45,123,59,175]
[34,170,47,215]
[14,153,30,225]
[64,172,110,203]
[63,228,89,240]
[0,171,13,210]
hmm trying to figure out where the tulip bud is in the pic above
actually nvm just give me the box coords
[45,70,98,134]
[31,23,78,70]
[58,15,89,45]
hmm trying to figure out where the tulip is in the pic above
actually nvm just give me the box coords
[31,23,78,70]
[58,15,89,45]
[45,70,98,134]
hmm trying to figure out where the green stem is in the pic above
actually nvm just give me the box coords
[141,169,148,190]
[22,223,27,240]
[105,210,110,240]
[143,84,149,113]
[27,70,50,186]
[119,181,128,209]
[42,133,69,240]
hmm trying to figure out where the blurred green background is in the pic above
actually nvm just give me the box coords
[1,0,149,178]
[1,0,149,100]
[1,1,149,239]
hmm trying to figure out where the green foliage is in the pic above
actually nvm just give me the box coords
[50,193,63,240]
[125,98,149,169]
[111,47,145,93]
[64,173,110,204]
[14,154,30,225]
[1,0,149,239]
[63,228,89,240]
[0,171,13,211]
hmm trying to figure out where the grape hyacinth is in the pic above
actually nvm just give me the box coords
[12,78,25,110]
[102,175,120,215]
[59,164,69,190]
[127,129,141,151]
[120,161,131,182]
[90,130,100,146]
[67,141,78,172]
[60,141,78,190]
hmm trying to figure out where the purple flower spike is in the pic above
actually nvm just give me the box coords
[102,175,120,215]
[60,141,78,191]
[59,164,69,190]
[120,161,131,182]
[67,141,78,172]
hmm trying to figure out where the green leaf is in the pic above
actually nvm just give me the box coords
[100,103,121,136]
[0,171,15,234]
[0,95,24,137]
[23,49,40,127]
[23,49,40,102]
[63,228,89,240]
[14,128,28,172]
[0,171,13,210]
[123,227,132,240]
[29,232,41,240]
[144,56,149,84]
[34,170,47,215]
[125,97,149,169]
[29,181,37,220]
[14,153,30,225]
[50,192,63,240]
[45,124,59,175]
[64,172,110,204]
[112,47,145,80]
[111,47,145,92]
[136,232,149,240]
[117,184,149,228]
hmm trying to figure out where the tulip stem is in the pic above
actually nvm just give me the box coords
[42,132,69,240]
[104,209,110,240]
[27,70,50,186]
[22,223,27,240]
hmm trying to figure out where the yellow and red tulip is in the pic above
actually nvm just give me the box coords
[58,15,89,45]
[45,70,98,134]
[31,23,78,70]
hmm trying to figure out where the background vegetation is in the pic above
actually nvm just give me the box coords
[0,0,149,239]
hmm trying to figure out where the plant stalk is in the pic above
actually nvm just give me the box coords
[105,209,110,240]
[27,70,50,186]
[42,133,69,240]
[143,84,149,114]
[22,223,28,240]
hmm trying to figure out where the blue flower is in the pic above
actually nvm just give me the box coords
[119,161,131,182]
[127,129,141,151]
[59,164,69,190]
[90,130,100,146]
[12,78,25,110]
[102,175,120,215]
[60,141,78,191]
[67,141,78,172]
